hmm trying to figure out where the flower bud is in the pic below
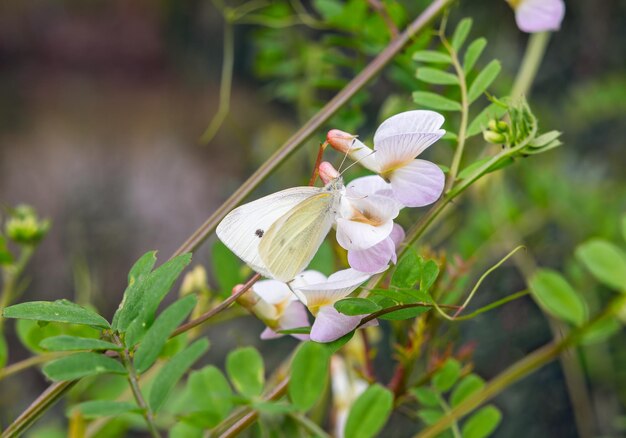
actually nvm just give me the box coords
[179,265,209,297]
[319,161,341,184]
[483,130,507,144]
[233,284,279,326]
[326,129,356,154]
[5,205,50,245]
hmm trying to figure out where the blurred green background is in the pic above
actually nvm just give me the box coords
[0,0,624,436]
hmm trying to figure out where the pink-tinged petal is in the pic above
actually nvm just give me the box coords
[336,218,393,251]
[389,223,405,248]
[348,138,380,172]
[252,279,293,305]
[278,301,311,340]
[348,237,395,273]
[295,269,370,309]
[375,132,445,171]
[310,306,362,343]
[260,327,282,340]
[374,110,445,144]
[515,0,565,33]
[347,175,393,197]
[389,159,445,207]
[319,161,341,184]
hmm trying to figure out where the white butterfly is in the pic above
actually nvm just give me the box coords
[216,177,344,282]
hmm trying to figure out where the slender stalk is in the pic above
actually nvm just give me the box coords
[0,245,34,331]
[172,0,453,258]
[441,31,469,187]
[217,377,290,437]
[414,298,626,438]
[288,412,333,438]
[170,273,261,338]
[113,335,160,438]
[0,352,70,382]
[451,289,529,321]
[510,32,551,98]
[200,20,234,144]
[436,392,461,438]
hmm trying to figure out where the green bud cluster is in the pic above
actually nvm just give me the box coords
[5,205,50,245]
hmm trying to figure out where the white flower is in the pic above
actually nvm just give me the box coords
[507,0,565,33]
[327,110,446,208]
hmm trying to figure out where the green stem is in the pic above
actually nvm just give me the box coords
[510,32,551,98]
[441,31,469,187]
[0,352,70,382]
[114,335,161,438]
[436,392,462,438]
[452,289,529,321]
[288,412,333,438]
[414,296,626,438]
[200,20,234,145]
[171,0,453,258]
[0,245,34,332]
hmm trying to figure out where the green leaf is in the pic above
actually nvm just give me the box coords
[392,249,422,288]
[334,298,382,316]
[463,38,487,72]
[467,60,501,103]
[378,305,431,320]
[72,401,140,419]
[149,339,208,413]
[43,352,126,381]
[413,50,452,64]
[529,130,561,148]
[417,409,444,425]
[180,366,234,428]
[575,239,626,292]
[0,235,13,265]
[321,331,354,354]
[580,317,621,345]
[462,405,502,438]
[39,336,120,352]
[411,387,440,407]
[252,401,297,414]
[621,215,626,242]
[451,18,473,51]
[420,260,440,291]
[344,384,393,438]
[212,241,242,294]
[433,359,461,392]
[171,422,203,438]
[134,295,197,373]
[467,102,508,137]
[124,253,193,346]
[226,347,265,398]
[3,300,109,329]
[416,68,459,85]
[112,251,157,331]
[289,342,331,411]
[413,91,462,111]
[450,374,485,407]
[529,269,588,326]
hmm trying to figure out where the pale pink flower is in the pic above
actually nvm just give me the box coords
[327,110,445,208]
[508,0,565,33]
[291,268,376,342]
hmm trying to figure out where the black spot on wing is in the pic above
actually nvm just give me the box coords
[255,229,264,238]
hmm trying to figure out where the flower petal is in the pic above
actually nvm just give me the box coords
[310,305,362,343]
[374,110,445,144]
[515,0,565,33]
[388,159,445,207]
[336,218,394,251]
[346,138,380,172]
[347,175,393,197]
[348,237,396,273]
[253,279,293,305]
[294,268,370,310]
[389,223,405,249]
[375,132,445,171]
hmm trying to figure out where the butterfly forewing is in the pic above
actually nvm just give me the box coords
[216,186,321,278]
[258,191,339,282]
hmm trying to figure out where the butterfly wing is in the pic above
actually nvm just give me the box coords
[258,191,339,282]
[216,186,321,279]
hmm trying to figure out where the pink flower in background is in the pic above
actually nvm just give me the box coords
[291,268,376,342]
[327,110,446,208]
[507,0,565,33]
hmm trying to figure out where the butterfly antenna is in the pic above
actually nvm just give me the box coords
[336,138,354,174]
[339,148,377,177]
